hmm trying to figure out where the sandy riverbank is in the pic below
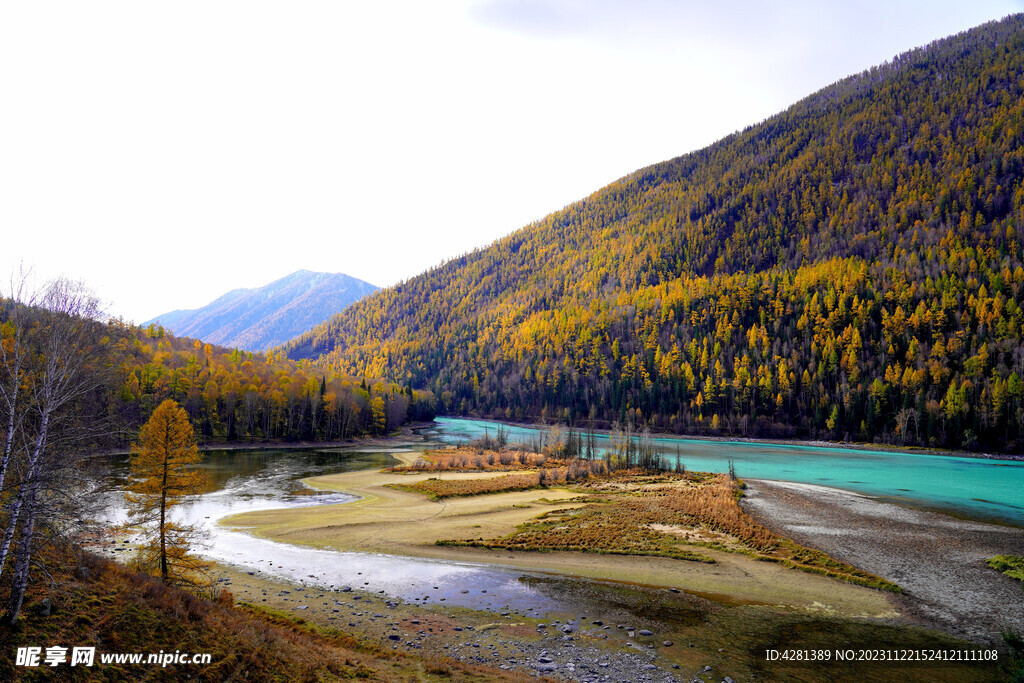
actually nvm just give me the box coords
[212,457,1012,681]
[741,478,1024,643]
[221,453,896,618]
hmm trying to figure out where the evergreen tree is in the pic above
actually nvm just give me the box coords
[125,399,208,586]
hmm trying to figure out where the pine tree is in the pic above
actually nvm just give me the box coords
[125,399,208,586]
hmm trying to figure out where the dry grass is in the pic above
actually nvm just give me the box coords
[441,503,716,562]
[385,446,613,501]
[580,472,776,550]
[438,471,900,592]
[388,472,543,499]
[387,459,610,499]
[388,447,549,472]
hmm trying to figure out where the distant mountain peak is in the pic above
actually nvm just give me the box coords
[144,270,377,351]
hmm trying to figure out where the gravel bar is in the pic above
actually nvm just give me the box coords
[741,478,1024,643]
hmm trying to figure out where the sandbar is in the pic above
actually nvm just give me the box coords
[222,454,897,618]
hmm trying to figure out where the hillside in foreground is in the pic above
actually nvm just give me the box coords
[285,15,1024,453]
[0,549,530,682]
[146,269,377,352]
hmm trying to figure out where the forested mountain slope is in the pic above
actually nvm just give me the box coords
[145,270,377,352]
[113,326,434,444]
[2,300,431,448]
[284,15,1024,452]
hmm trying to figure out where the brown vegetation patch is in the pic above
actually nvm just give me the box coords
[386,455,612,499]
[439,471,900,591]
[388,447,549,472]
[648,523,746,549]
[388,472,542,499]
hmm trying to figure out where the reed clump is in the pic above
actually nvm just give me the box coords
[388,447,548,472]
[388,458,612,499]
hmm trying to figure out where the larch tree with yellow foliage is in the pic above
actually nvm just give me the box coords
[125,399,209,586]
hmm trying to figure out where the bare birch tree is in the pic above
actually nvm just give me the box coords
[0,277,109,624]
[0,272,36,528]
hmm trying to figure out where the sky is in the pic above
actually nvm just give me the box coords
[1,1,1021,323]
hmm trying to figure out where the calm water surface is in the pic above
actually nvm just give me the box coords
[433,417,1024,526]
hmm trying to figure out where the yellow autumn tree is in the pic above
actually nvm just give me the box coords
[125,399,209,586]
[370,396,386,434]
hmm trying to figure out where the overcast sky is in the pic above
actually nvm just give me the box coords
[2,1,1021,323]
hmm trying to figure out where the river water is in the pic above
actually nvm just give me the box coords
[102,436,606,615]
[100,417,1024,619]
[433,418,1024,526]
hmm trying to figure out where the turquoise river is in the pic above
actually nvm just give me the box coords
[431,417,1024,526]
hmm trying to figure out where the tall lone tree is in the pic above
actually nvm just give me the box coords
[125,399,208,586]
